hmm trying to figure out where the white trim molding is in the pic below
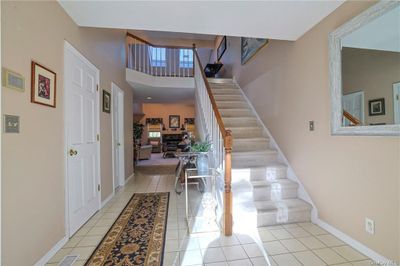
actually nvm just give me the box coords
[313,218,396,265]
[125,173,134,185]
[101,192,114,208]
[329,1,400,136]
[34,236,68,266]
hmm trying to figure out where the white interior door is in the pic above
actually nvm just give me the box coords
[65,42,100,237]
[112,83,125,191]
[343,91,365,126]
[393,82,400,124]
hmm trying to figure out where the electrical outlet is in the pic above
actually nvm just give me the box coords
[309,121,315,131]
[365,217,375,235]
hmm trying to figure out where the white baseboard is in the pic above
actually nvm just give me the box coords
[34,236,68,266]
[125,172,134,185]
[313,217,395,265]
[101,192,114,208]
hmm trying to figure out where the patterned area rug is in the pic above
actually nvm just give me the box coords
[85,193,169,266]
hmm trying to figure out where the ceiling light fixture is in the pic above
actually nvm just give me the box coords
[146,96,152,100]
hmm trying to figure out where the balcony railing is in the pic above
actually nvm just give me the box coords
[126,33,194,77]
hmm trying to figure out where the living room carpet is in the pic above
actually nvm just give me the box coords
[85,192,169,266]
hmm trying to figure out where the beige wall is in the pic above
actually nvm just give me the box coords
[141,103,195,142]
[2,1,134,265]
[342,47,400,125]
[216,1,400,261]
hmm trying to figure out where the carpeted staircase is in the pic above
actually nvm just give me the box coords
[209,78,312,228]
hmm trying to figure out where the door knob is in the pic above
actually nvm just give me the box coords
[117,143,121,146]
[69,149,78,156]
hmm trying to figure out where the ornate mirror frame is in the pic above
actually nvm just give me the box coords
[329,1,400,136]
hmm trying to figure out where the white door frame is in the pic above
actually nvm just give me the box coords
[393,82,400,124]
[63,41,101,238]
[111,82,125,191]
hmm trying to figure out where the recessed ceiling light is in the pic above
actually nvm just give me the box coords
[146,96,152,100]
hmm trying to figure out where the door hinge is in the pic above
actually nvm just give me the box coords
[97,134,100,141]
[97,184,101,191]
[397,94,399,101]
[96,84,99,91]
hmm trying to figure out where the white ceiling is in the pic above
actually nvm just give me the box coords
[342,5,400,52]
[59,1,344,41]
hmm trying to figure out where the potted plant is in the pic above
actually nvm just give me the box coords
[133,122,144,145]
[190,139,212,175]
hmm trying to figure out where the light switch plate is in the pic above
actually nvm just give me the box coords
[309,121,315,131]
[4,115,20,133]
[365,217,375,235]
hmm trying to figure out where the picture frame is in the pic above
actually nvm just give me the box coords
[169,115,180,129]
[217,36,227,62]
[103,90,111,113]
[31,61,56,107]
[368,98,385,116]
[241,37,268,65]
[2,68,25,92]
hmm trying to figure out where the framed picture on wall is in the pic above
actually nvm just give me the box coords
[31,61,57,107]
[169,115,180,129]
[241,37,268,65]
[103,90,111,113]
[368,98,385,116]
[217,36,227,62]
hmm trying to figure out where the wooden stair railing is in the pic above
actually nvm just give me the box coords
[193,46,233,236]
[343,110,362,126]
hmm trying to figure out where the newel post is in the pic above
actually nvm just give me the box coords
[224,130,233,236]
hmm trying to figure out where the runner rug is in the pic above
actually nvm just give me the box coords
[85,192,169,266]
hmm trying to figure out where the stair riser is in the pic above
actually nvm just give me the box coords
[214,95,244,101]
[232,167,287,181]
[253,187,298,201]
[257,210,311,227]
[220,109,253,117]
[223,119,258,128]
[229,128,264,138]
[211,89,241,95]
[233,141,269,152]
[217,102,248,109]
[232,153,278,167]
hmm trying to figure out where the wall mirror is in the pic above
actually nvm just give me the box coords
[329,1,400,136]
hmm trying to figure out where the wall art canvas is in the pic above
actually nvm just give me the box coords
[241,37,268,65]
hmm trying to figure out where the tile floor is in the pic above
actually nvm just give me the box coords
[47,168,377,266]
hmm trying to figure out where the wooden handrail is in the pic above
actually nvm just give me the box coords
[126,32,194,50]
[343,110,362,126]
[193,48,233,236]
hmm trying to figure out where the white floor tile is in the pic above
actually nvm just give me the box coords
[263,241,289,256]
[332,246,367,261]
[280,239,308,252]
[316,234,345,247]
[222,245,248,261]
[312,248,347,265]
[242,243,264,258]
[297,236,326,250]
[292,250,327,266]
[227,259,252,266]
[272,253,302,266]
[201,247,226,263]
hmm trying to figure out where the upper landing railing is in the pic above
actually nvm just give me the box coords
[126,33,194,78]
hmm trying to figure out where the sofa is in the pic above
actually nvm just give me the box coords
[138,145,152,160]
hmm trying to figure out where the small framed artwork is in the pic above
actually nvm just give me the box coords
[103,90,111,113]
[368,98,385,116]
[2,68,25,92]
[169,115,180,129]
[31,61,56,107]
[217,36,227,62]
